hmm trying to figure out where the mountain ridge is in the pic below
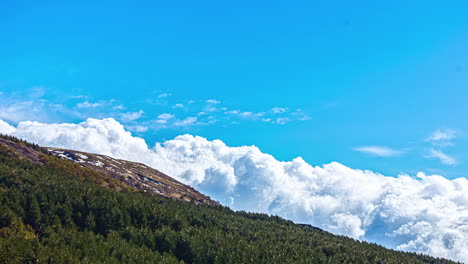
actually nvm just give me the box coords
[46,147,219,206]
[0,135,218,206]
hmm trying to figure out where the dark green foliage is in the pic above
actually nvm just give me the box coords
[26,195,41,229]
[0,140,461,263]
[0,134,43,152]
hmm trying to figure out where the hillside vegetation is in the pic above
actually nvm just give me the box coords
[0,136,460,263]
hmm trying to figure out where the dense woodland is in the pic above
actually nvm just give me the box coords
[0,135,460,263]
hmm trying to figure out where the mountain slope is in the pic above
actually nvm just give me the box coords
[46,147,219,206]
[0,135,218,206]
[0,135,461,264]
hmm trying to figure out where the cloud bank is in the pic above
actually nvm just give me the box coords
[1,118,467,262]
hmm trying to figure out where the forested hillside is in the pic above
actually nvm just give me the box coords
[0,136,460,263]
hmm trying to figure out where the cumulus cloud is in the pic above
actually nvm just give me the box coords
[0,120,16,134]
[354,146,403,157]
[1,118,467,262]
[1,118,150,163]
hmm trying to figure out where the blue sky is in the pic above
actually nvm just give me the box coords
[2,0,468,178]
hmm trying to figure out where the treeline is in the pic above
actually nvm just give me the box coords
[0,137,460,263]
[0,134,43,151]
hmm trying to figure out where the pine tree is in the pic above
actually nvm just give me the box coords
[26,196,41,230]
[85,212,96,231]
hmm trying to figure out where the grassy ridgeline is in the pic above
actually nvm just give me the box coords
[0,139,460,263]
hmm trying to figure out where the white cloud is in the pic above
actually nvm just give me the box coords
[427,129,457,142]
[206,116,218,124]
[0,119,16,134]
[174,116,198,127]
[76,101,102,108]
[157,113,175,120]
[2,118,467,262]
[291,109,312,121]
[70,95,88,99]
[225,110,240,115]
[0,101,41,123]
[426,149,457,165]
[271,107,288,114]
[112,105,126,110]
[155,119,168,124]
[205,99,220,104]
[239,112,253,117]
[424,129,459,165]
[157,93,171,98]
[2,90,311,133]
[0,89,108,123]
[125,125,148,133]
[238,111,265,118]
[298,115,312,121]
[29,86,46,98]
[154,113,175,125]
[224,108,308,124]
[1,118,150,163]
[120,110,144,122]
[354,146,403,157]
[274,117,291,125]
[0,99,64,123]
[205,106,217,112]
